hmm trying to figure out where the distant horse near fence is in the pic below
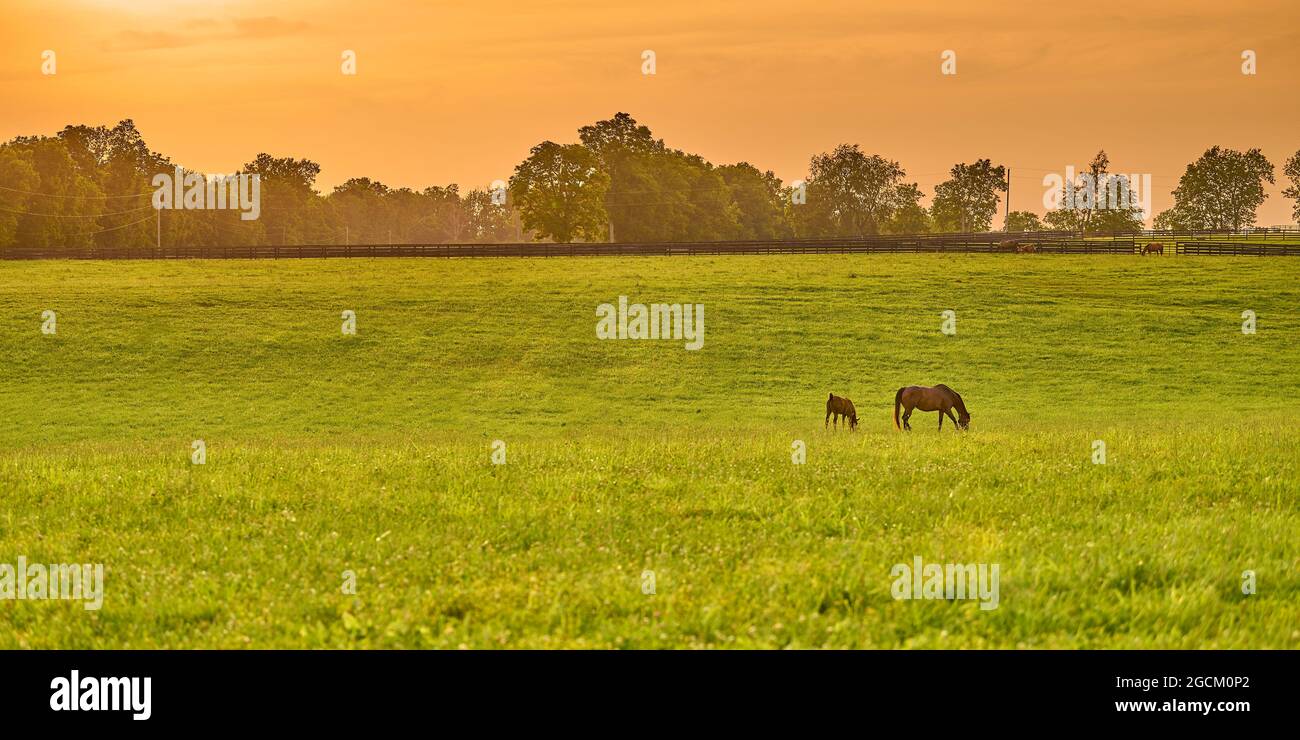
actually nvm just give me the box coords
[1141,242,1164,255]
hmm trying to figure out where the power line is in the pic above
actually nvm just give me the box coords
[83,213,157,235]
[0,184,153,200]
[0,203,156,218]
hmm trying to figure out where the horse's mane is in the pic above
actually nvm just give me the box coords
[934,384,968,414]
[951,390,969,416]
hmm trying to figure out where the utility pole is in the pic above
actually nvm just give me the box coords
[156,208,161,250]
[345,226,349,246]
[1005,167,1011,230]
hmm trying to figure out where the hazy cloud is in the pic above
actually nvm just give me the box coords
[106,16,309,52]
[232,17,311,38]
[107,30,196,52]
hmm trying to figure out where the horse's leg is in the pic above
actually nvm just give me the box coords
[945,409,958,430]
[938,413,943,430]
[902,406,912,431]
[825,410,831,429]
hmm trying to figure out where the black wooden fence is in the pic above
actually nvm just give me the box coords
[1175,240,1300,256]
[2,229,1297,260]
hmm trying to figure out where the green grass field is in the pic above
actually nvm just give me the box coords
[1,254,1297,648]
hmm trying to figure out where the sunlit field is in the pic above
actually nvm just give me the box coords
[1,255,1297,648]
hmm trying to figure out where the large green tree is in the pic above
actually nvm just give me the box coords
[579,113,745,242]
[508,141,609,242]
[1169,146,1274,230]
[795,144,907,236]
[931,159,1008,233]
[1043,151,1144,233]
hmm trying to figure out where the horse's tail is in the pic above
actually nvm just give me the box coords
[893,388,903,431]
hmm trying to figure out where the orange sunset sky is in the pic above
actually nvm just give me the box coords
[3,0,1299,224]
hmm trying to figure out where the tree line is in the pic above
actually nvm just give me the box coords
[2,114,1297,249]
[0,120,517,250]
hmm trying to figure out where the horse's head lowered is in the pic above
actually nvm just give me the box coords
[957,411,971,430]
[849,414,859,431]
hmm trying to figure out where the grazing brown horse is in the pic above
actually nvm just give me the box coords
[1141,242,1164,256]
[894,385,970,432]
[826,393,858,431]
[1016,242,1038,253]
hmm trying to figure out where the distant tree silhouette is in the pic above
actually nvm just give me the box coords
[1005,211,1044,232]
[1153,207,1188,231]
[885,183,931,234]
[717,163,792,239]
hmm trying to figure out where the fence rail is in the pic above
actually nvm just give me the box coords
[2,229,1298,260]
[1176,240,1300,256]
